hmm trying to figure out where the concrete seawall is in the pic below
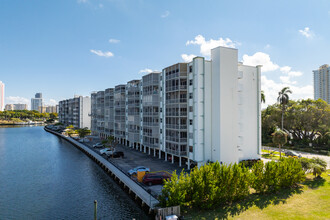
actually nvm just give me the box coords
[44,126,159,213]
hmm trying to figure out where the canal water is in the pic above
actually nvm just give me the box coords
[0,126,150,219]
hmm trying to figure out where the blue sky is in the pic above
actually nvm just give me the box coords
[1,0,330,108]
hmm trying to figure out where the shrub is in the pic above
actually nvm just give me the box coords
[160,158,306,208]
[159,162,252,209]
[252,158,305,193]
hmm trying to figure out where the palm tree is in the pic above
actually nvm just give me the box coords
[77,127,91,142]
[261,90,266,104]
[102,136,117,150]
[272,129,287,159]
[277,87,292,130]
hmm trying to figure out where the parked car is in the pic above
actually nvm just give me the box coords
[93,143,104,148]
[127,166,150,175]
[285,150,301,158]
[105,150,115,156]
[110,151,124,158]
[100,148,112,155]
[142,173,171,186]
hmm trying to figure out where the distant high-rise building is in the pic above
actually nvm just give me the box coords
[0,81,4,111]
[313,64,330,104]
[31,92,43,111]
[39,105,57,113]
[5,104,14,111]
[35,93,42,98]
[14,104,28,110]
[4,104,28,111]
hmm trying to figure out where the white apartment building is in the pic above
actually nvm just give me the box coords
[313,64,330,104]
[91,46,261,168]
[5,104,28,110]
[58,96,91,129]
[0,81,4,111]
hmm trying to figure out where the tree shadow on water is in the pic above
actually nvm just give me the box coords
[185,187,304,220]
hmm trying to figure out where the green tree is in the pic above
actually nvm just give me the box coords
[272,129,287,159]
[102,136,117,150]
[77,127,91,141]
[277,87,292,130]
[262,99,329,149]
[261,90,266,103]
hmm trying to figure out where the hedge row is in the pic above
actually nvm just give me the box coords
[158,158,305,209]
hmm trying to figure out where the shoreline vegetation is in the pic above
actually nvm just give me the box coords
[0,110,58,125]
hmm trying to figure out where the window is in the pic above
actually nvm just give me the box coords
[189,79,193,86]
[189,106,193,112]
[189,146,193,153]
[189,93,193,99]
[189,120,193,125]
[189,66,193,73]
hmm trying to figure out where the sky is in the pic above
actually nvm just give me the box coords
[0,0,330,109]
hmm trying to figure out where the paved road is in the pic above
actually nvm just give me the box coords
[263,146,330,169]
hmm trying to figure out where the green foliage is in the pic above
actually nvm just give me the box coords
[76,127,91,139]
[252,158,305,193]
[298,157,327,177]
[66,125,74,129]
[272,130,288,146]
[0,110,55,121]
[102,136,117,149]
[159,163,252,209]
[262,99,330,150]
[158,171,187,207]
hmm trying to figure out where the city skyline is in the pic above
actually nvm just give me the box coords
[1,1,330,108]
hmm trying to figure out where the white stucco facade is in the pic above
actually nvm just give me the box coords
[90,46,261,168]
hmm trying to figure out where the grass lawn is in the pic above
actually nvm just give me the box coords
[183,170,330,220]
[262,149,286,160]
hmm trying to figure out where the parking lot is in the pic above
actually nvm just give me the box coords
[84,137,185,196]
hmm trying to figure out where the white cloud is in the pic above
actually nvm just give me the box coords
[109,38,120,43]
[46,99,57,106]
[186,35,238,57]
[90,49,114,57]
[139,68,154,74]
[5,96,30,107]
[280,66,291,73]
[161,10,170,18]
[288,71,303,77]
[242,52,279,72]
[261,75,313,107]
[181,54,197,62]
[242,52,308,107]
[299,27,313,38]
[279,76,291,84]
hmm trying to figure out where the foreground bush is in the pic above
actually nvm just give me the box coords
[159,158,306,208]
[252,158,305,193]
[298,157,327,177]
